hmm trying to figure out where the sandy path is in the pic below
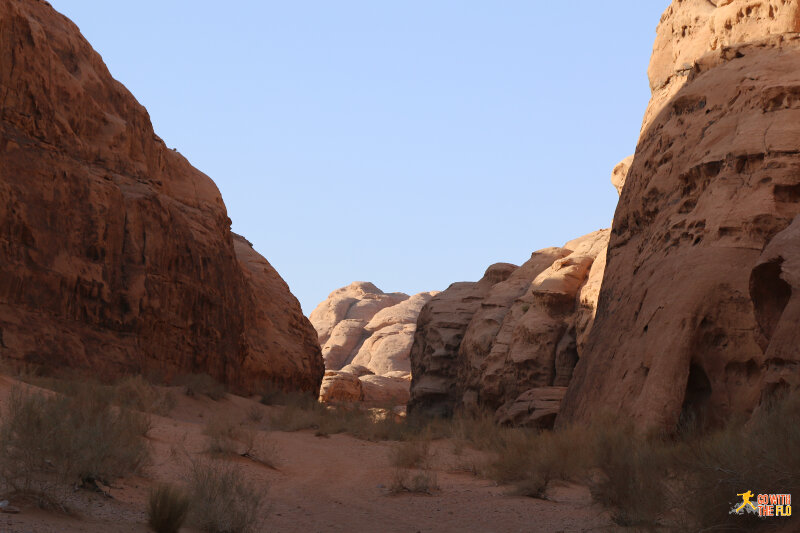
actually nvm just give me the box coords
[0,376,613,533]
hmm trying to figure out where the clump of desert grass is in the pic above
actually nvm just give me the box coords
[188,459,265,533]
[0,385,151,508]
[147,483,190,533]
[388,439,439,495]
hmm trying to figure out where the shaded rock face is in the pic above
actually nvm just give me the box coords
[408,233,609,426]
[561,0,800,433]
[0,0,323,394]
[310,282,436,405]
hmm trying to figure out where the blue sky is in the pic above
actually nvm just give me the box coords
[52,1,671,314]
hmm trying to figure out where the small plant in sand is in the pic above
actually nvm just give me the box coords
[389,468,439,495]
[387,438,439,495]
[203,415,277,468]
[188,460,265,533]
[147,483,190,533]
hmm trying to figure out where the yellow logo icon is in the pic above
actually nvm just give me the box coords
[735,490,758,514]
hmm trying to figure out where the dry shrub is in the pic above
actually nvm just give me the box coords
[389,468,439,495]
[258,382,316,406]
[113,375,176,416]
[188,460,265,533]
[246,405,265,424]
[176,374,227,401]
[0,386,150,507]
[390,440,432,469]
[203,416,276,468]
[148,483,190,533]
[671,394,800,530]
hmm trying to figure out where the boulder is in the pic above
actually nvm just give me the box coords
[611,155,633,196]
[310,283,435,404]
[494,387,567,429]
[319,371,364,403]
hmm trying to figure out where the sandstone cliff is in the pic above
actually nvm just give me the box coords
[560,0,800,432]
[0,0,324,393]
[310,282,437,405]
[408,231,609,427]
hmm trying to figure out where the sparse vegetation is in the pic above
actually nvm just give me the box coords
[147,483,190,533]
[265,392,800,529]
[113,375,176,416]
[389,467,439,495]
[188,460,265,533]
[176,373,227,401]
[390,439,432,469]
[0,386,150,507]
[202,415,276,468]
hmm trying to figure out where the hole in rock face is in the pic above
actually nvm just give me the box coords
[774,183,800,203]
[749,259,791,350]
[679,364,712,431]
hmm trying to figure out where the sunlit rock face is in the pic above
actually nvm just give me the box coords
[0,0,324,395]
[310,282,437,405]
[560,0,800,433]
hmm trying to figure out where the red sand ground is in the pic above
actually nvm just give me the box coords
[0,374,612,532]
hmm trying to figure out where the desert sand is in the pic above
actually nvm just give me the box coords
[0,374,611,533]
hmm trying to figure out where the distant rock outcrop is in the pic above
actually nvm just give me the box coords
[408,231,609,427]
[560,0,800,432]
[0,0,323,394]
[310,282,437,405]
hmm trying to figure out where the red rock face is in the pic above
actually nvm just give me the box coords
[408,231,609,426]
[0,0,323,393]
[560,1,800,432]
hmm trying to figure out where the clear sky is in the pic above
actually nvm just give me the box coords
[51,1,671,314]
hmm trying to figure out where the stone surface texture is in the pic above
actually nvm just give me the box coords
[0,0,323,394]
[310,282,436,405]
[561,0,800,432]
[409,232,609,427]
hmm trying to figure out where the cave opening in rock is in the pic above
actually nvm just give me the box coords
[678,363,712,431]
[750,258,791,349]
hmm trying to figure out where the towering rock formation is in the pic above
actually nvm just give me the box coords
[560,0,800,432]
[0,0,324,394]
[310,282,437,405]
[408,231,610,426]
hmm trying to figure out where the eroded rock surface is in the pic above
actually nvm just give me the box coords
[561,0,800,432]
[311,282,435,405]
[0,0,323,394]
[409,232,609,427]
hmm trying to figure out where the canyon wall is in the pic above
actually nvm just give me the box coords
[0,0,324,394]
[560,0,800,432]
[408,230,610,427]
